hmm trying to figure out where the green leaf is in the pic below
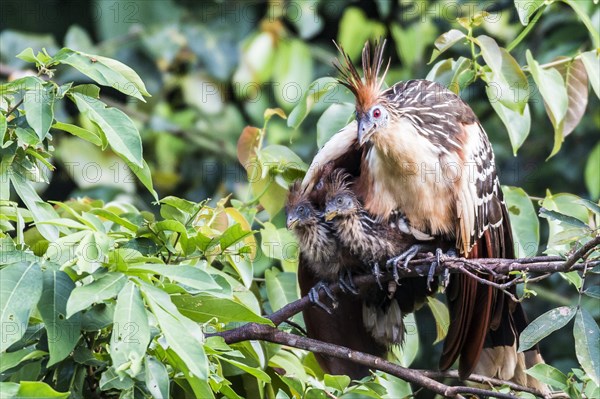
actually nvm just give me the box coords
[111,282,149,378]
[273,39,313,110]
[38,270,81,366]
[145,355,170,399]
[560,271,583,290]
[127,264,221,293]
[129,159,158,201]
[16,48,39,63]
[324,374,351,391]
[584,286,600,299]
[542,193,590,255]
[15,381,69,398]
[260,222,298,269]
[51,121,102,146]
[141,283,208,380]
[0,348,46,373]
[9,168,61,241]
[503,186,539,257]
[426,297,449,344]
[526,50,569,158]
[518,306,577,352]
[539,208,590,230]
[554,58,589,137]
[580,51,599,99]
[52,48,150,101]
[577,199,600,215]
[514,0,544,25]
[217,354,271,382]
[337,7,386,61]
[585,143,600,200]
[265,269,299,314]
[66,273,127,318]
[23,85,54,140]
[0,382,19,398]
[561,1,600,48]
[219,223,254,251]
[488,86,531,155]
[429,29,466,63]
[574,308,600,385]
[390,20,436,67]
[0,114,7,138]
[477,35,529,113]
[89,209,138,232]
[397,313,419,367]
[69,92,143,167]
[0,262,43,353]
[287,77,339,129]
[526,363,569,390]
[172,294,272,325]
[316,103,355,148]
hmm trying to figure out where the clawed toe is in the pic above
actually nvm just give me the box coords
[338,270,359,295]
[427,248,457,291]
[386,244,421,283]
[308,281,337,313]
[371,262,384,290]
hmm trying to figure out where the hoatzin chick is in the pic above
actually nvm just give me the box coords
[322,170,436,347]
[286,179,387,378]
[301,40,546,390]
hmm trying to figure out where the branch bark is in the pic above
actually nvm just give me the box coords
[212,237,599,398]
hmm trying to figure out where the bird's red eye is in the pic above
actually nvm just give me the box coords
[373,108,381,118]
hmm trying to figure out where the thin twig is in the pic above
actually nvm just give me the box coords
[419,370,547,398]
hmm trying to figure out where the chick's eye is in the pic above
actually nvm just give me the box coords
[297,206,305,214]
[336,197,343,205]
[373,108,381,118]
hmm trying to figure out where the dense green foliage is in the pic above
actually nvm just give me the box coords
[0,1,599,398]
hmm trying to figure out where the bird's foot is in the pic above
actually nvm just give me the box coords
[427,248,457,292]
[371,262,384,290]
[338,269,359,295]
[386,244,421,284]
[308,281,337,314]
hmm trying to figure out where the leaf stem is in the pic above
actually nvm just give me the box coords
[507,6,546,52]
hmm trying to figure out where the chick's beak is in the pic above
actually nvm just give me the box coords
[324,208,338,221]
[357,118,375,146]
[286,216,299,230]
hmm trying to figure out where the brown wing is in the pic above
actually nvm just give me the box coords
[298,254,386,378]
[439,122,520,378]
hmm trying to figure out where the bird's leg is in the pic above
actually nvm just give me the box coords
[308,281,337,314]
[370,262,384,290]
[386,244,421,284]
[427,248,457,291]
[338,269,359,295]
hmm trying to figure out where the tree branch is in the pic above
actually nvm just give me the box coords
[211,238,599,397]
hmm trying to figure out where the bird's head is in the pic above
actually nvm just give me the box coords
[286,181,318,230]
[334,39,390,147]
[357,104,390,146]
[324,191,359,221]
[322,169,358,221]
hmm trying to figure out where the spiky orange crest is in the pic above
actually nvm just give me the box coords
[333,39,390,115]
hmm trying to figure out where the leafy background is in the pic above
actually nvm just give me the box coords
[0,0,598,398]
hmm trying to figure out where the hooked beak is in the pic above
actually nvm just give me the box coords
[357,118,375,146]
[286,216,299,230]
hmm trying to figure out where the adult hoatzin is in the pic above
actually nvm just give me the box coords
[301,40,545,388]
